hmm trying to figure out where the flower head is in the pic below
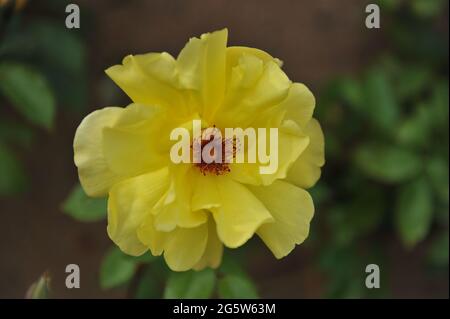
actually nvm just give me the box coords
[74,29,325,271]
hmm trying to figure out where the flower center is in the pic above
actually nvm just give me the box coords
[191,126,237,176]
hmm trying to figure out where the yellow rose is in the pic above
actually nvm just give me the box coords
[74,29,324,271]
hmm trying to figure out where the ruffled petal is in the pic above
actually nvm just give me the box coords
[249,180,314,258]
[229,120,309,186]
[286,118,325,189]
[210,177,273,248]
[281,83,315,128]
[74,107,124,197]
[153,165,207,231]
[107,167,170,256]
[193,217,223,270]
[105,52,187,112]
[215,55,291,128]
[163,222,208,271]
[177,29,228,122]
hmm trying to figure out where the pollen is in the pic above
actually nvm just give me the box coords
[192,126,237,176]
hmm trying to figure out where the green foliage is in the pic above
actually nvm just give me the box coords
[354,143,422,183]
[395,178,434,247]
[100,247,137,289]
[26,273,51,299]
[62,184,107,222]
[164,269,216,299]
[0,62,55,129]
[218,275,259,299]
[0,142,27,195]
[316,0,448,298]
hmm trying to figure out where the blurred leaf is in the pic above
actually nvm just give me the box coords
[0,142,27,195]
[62,184,107,222]
[376,0,402,11]
[354,143,422,183]
[427,231,449,267]
[30,20,85,75]
[218,275,259,299]
[395,178,434,247]
[30,20,87,112]
[0,119,34,149]
[410,0,446,18]
[329,187,385,245]
[100,247,136,289]
[430,80,449,127]
[135,267,161,299]
[363,68,399,132]
[26,273,51,299]
[426,156,449,204]
[338,77,363,111]
[396,66,431,101]
[396,104,432,148]
[0,62,55,129]
[133,252,157,264]
[164,269,216,299]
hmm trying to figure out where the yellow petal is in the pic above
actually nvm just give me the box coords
[163,223,208,271]
[102,104,169,177]
[229,120,309,186]
[153,165,207,231]
[177,29,228,122]
[249,180,314,259]
[286,118,325,189]
[210,177,273,248]
[216,58,291,128]
[191,170,221,211]
[105,52,187,112]
[193,217,223,270]
[137,214,168,256]
[74,107,124,197]
[107,167,170,256]
[282,83,316,128]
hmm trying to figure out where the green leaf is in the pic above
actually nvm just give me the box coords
[100,247,137,289]
[164,269,216,299]
[62,184,107,222]
[426,156,449,204]
[218,275,259,299]
[396,104,432,148]
[338,77,363,111]
[0,62,55,129]
[396,66,431,101]
[411,0,446,18]
[363,68,399,132]
[395,178,434,247]
[135,268,162,299]
[354,143,422,183]
[0,142,27,195]
[329,187,385,245]
[26,273,51,299]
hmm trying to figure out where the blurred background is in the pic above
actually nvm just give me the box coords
[0,0,448,299]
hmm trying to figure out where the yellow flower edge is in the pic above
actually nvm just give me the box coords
[73,29,325,271]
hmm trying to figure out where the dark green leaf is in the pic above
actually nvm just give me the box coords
[100,247,136,289]
[363,69,399,132]
[218,275,259,299]
[354,143,422,183]
[396,104,432,148]
[62,184,107,222]
[164,269,216,299]
[0,62,55,129]
[426,156,449,204]
[395,178,434,247]
[0,142,27,195]
[135,268,162,299]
